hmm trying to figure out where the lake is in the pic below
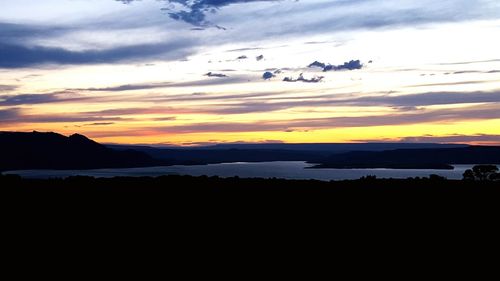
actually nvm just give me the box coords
[4,161,474,181]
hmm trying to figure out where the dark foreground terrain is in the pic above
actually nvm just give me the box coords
[3,174,500,210]
[3,174,500,250]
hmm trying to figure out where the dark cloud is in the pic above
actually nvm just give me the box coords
[283,73,324,83]
[0,91,86,106]
[0,40,194,68]
[0,108,21,120]
[205,72,228,78]
[323,60,363,71]
[0,22,67,42]
[84,122,116,126]
[308,61,326,68]
[262,72,274,80]
[347,90,500,107]
[119,0,278,27]
[308,60,363,72]
[118,0,500,33]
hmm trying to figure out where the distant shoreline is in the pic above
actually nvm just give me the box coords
[308,163,455,170]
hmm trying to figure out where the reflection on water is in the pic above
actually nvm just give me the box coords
[5,161,474,181]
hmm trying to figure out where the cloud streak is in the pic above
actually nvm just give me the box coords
[0,40,194,68]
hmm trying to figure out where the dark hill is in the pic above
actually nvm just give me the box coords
[123,147,325,165]
[312,146,500,169]
[108,143,465,165]
[203,142,465,152]
[0,131,164,171]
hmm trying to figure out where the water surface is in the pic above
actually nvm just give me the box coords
[5,161,474,181]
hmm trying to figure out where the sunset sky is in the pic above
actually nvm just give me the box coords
[1,0,500,145]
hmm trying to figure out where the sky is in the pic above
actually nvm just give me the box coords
[1,0,500,145]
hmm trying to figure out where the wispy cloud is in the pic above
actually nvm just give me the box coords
[0,40,194,68]
[119,0,278,27]
[0,85,18,92]
[0,91,86,106]
[0,107,125,124]
[105,103,500,134]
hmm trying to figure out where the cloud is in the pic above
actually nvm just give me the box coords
[0,22,66,42]
[0,108,20,120]
[117,0,500,32]
[405,80,489,88]
[142,103,500,133]
[323,60,363,71]
[3,0,499,69]
[78,76,248,92]
[283,73,324,83]
[438,59,500,66]
[347,90,500,107]
[119,0,278,27]
[205,72,228,78]
[398,134,500,144]
[0,85,18,92]
[308,61,326,69]
[206,90,500,114]
[262,72,274,80]
[0,108,125,124]
[308,60,363,72]
[84,122,116,126]
[0,39,194,68]
[0,91,87,106]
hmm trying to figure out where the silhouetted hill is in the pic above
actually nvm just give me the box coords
[312,146,500,169]
[0,131,164,171]
[2,131,498,171]
[201,143,465,152]
[108,142,466,165]
[124,147,325,165]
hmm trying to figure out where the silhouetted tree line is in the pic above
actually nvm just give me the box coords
[2,171,500,192]
[2,172,500,217]
[463,165,500,181]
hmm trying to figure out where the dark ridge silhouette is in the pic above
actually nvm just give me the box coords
[2,131,499,171]
[312,146,500,169]
[117,147,326,165]
[193,142,466,151]
[0,131,164,171]
[109,142,466,164]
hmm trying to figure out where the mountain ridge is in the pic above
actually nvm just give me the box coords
[1,131,499,171]
[0,131,164,171]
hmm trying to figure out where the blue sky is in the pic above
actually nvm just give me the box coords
[1,0,500,145]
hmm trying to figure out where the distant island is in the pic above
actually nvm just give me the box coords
[308,147,500,170]
[1,131,499,172]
